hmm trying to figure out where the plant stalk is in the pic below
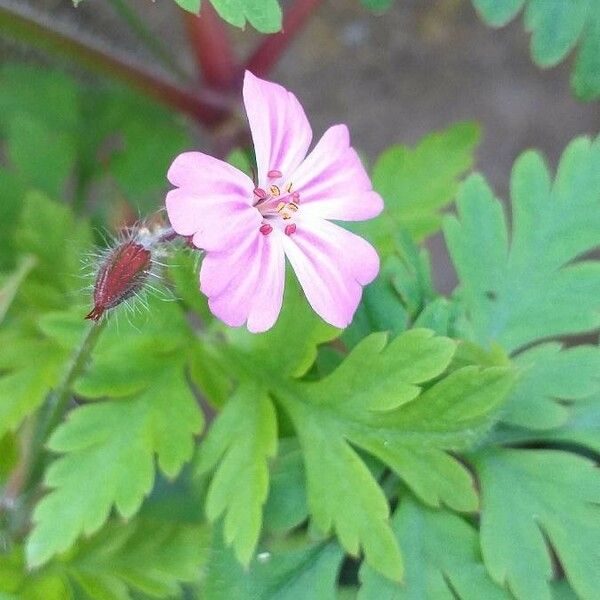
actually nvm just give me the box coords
[184,5,238,90]
[245,0,324,77]
[0,0,230,127]
[21,319,107,497]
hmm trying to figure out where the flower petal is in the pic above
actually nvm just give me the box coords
[282,218,379,328]
[206,236,263,327]
[202,232,286,331]
[247,233,286,333]
[167,151,254,198]
[243,71,312,184]
[166,188,260,252]
[291,125,383,221]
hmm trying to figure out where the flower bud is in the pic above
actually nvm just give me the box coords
[85,240,152,321]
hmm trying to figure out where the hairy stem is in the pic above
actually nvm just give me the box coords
[21,319,107,497]
[107,0,190,82]
[184,5,238,90]
[0,0,231,127]
[245,0,324,77]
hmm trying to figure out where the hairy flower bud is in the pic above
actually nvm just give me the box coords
[85,240,152,321]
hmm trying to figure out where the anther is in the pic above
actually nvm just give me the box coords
[291,191,300,203]
[285,182,293,193]
[269,185,281,197]
[259,224,273,235]
[254,187,268,199]
[268,169,282,179]
[285,224,297,236]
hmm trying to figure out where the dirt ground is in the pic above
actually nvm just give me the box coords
[10,0,600,289]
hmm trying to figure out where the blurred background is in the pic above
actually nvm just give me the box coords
[3,0,600,289]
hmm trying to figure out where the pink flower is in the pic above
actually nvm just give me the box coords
[166,71,383,332]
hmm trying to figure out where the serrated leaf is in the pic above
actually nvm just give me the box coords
[202,529,343,599]
[66,518,208,599]
[209,0,282,32]
[475,448,600,600]
[359,122,480,253]
[226,277,338,378]
[263,438,308,536]
[533,396,600,455]
[26,362,203,567]
[196,382,277,565]
[359,495,510,599]
[472,0,600,100]
[343,232,435,349]
[174,0,201,13]
[445,136,600,353]
[16,191,92,309]
[503,343,600,430]
[0,337,67,438]
[277,330,514,580]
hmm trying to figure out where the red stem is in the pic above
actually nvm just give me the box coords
[184,5,238,90]
[245,0,324,77]
[0,0,231,127]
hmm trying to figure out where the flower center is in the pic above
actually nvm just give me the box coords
[253,169,300,236]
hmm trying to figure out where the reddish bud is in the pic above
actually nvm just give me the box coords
[268,169,283,179]
[259,224,273,236]
[254,187,268,199]
[291,192,300,203]
[284,223,297,236]
[85,241,152,321]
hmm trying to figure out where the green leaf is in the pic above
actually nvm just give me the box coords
[572,5,600,100]
[0,335,67,438]
[533,396,600,455]
[263,438,308,536]
[0,256,36,324]
[196,382,277,565]
[471,0,524,26]
[174,0,201,13]
[343,232,435,348]
[226,277,338,378]
[0,168,27,270]
[360,122,480,252]
[66,518,208,599]
[7,115,76,199]
[475,448,600,600]
[472,0,600,100]
[359,495,510,599]
[26,362,203,567]
[202,529,344,599]
[277,330,514,580]
[16,191,92,309]
[503,343,600,430]
[444,136,600,354]
[359,0,394,13]
[209,0,282,32]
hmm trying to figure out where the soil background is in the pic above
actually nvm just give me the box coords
[8,0,600,290]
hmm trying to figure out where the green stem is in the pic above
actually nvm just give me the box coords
[107,0,190,82]
[23,319,107,494]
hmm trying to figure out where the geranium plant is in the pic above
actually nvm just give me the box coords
[0,1,599,599]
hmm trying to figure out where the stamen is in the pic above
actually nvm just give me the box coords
[254,187,268,199]
[291,191,300,203]
[285,182,293,193]
[269,185,281,197]
[259,224,273,235]
[285,224,297,236]
[268,169,282,179]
